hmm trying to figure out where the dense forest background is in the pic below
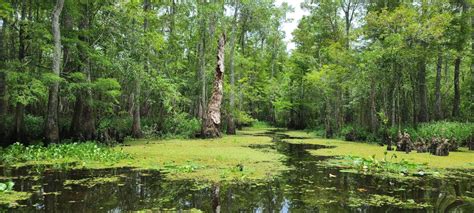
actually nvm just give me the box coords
[0,0,472,145]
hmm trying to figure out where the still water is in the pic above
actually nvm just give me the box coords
[1,131,473,212]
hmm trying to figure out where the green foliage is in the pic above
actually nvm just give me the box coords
[251,121,271,129]
[0,181,14,192]
[98,116,131,136]
[0,142,131,165]
[388,122,473,145]
[416,122,474,145]
[235,110,257,127]
[340,153,427,176]
[160,112,201,139]
[4,62,48,106]
[24,115,44,140]
[340,125,371,142]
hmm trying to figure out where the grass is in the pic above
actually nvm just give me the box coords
[285,137,474,169]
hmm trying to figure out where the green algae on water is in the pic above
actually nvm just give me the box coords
[0,191,31,208]
[63,176,121,188]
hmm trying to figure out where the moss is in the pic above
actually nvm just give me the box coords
[64,176,120,188]
[0,191,31,208]
[286,138,474,169]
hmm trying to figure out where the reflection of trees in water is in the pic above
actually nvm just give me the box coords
[1,134,473,212]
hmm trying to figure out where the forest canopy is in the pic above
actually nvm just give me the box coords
[0,0,472,145]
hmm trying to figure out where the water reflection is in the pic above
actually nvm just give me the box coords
[0,131,473,212]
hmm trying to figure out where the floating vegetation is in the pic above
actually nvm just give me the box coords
[0,191,32,208]
[63,176,121,188]
[0,180,31,208]
[349,194,431,209]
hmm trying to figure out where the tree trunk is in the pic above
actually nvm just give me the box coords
[203,33,226,138]
[198,31,207,127]
[45,0,64,143]
[70,96,83,138]
[226,4,238,135]
[370,81,377,133]
[70,5,95,140]
[434,52,443,120]
[417,57,428,122]
[131,81,142,138]
[0,21,5,115]
[13,0,27,143]
[471,6,474,122]
[453,57,461,118]
[13,104,25,142]
[130,0,150,139]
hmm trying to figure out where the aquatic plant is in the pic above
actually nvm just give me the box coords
[0,181,14,192]
[0,142,131,165]
[63,176,121,188]
[348,194,431,209]
[339,153,427,176]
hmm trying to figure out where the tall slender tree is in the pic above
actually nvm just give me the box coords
[45,0,64,143]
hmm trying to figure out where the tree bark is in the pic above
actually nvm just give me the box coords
[203,33,226,138]
[70,4,95,140]
[434,52,443,120]
[13,0,27,143]
[131,0,150,139]
[0,20,6,117]
[452,57,461,118]
[471,4,474,122]
[370,81,377,133]
[198,27,207,126]
[45,0,64,143]
[131,81,142,138]
[226,4,238,135]
[417,57,428,122]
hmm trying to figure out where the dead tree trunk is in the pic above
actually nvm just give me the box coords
[45,0,64,143]
[203,33,226,138]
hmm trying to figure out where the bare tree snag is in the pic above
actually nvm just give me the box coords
[203,33,226,138]
[45,0,64,143]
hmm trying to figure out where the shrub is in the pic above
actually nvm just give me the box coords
[161,112,200,138]
[341,125,371,142]
[416,122,473,146]
[23,115,44,141]
[97,116,132,139]
[251,120,271,129]
[234,110,256,128]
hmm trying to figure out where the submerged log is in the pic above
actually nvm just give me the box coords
[203,33,226,138]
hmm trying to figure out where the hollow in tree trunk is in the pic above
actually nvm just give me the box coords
[203,33,226,138]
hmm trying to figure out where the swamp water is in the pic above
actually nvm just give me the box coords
[1,131,473,212]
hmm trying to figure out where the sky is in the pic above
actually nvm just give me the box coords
[275,0,309,51]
